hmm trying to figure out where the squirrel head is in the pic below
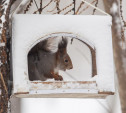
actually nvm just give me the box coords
[56,37,73,71]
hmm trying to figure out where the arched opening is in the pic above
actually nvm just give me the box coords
[27,33,97,81]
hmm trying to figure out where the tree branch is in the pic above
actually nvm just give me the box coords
[0,0,13,113]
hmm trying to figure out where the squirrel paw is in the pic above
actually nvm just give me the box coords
[51,72,63,81]
[54,75,63,81]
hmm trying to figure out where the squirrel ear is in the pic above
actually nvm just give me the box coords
[58,48,66,54]
[57,37,68,54]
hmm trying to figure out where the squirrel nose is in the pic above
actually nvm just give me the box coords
[70,65,73,69]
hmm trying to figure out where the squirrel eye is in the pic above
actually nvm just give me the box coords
[64,59,68,63]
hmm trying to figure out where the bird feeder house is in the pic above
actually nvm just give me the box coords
[12,14,115,98]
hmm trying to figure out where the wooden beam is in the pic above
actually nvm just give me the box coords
[13,93,112,98]
[103,0,126,113]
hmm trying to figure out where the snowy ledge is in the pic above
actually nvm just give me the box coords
[13,81,114,98]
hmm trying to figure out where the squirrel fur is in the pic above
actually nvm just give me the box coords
[28,37,73,81]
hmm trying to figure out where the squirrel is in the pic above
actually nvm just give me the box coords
[28,37,73,81]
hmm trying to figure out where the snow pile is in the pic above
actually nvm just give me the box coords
[0,43,5,47]
[29,81,97,94]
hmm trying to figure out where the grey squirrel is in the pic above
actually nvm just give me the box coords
[28,37,73,81]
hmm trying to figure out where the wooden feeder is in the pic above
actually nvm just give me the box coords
[12,15,115,98]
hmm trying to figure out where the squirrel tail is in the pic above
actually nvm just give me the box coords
[38,39,51,52]
[29,37,68,55]
[29,39,51,55]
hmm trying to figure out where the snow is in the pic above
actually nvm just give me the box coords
[110,3,118,14]
[122,0,126,20]
[20,98,110,113]
[0,89,1,95]
[0,60,3,66]
[12,15,114,94]
[0,0,10,35]
[29,81,97,94]
[110,2,122,40]
[0,42,5,47]
[92,75,115,92]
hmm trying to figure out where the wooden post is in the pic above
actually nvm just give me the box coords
[103,0,126,113]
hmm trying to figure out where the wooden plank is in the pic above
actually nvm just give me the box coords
[13,92,113,98]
